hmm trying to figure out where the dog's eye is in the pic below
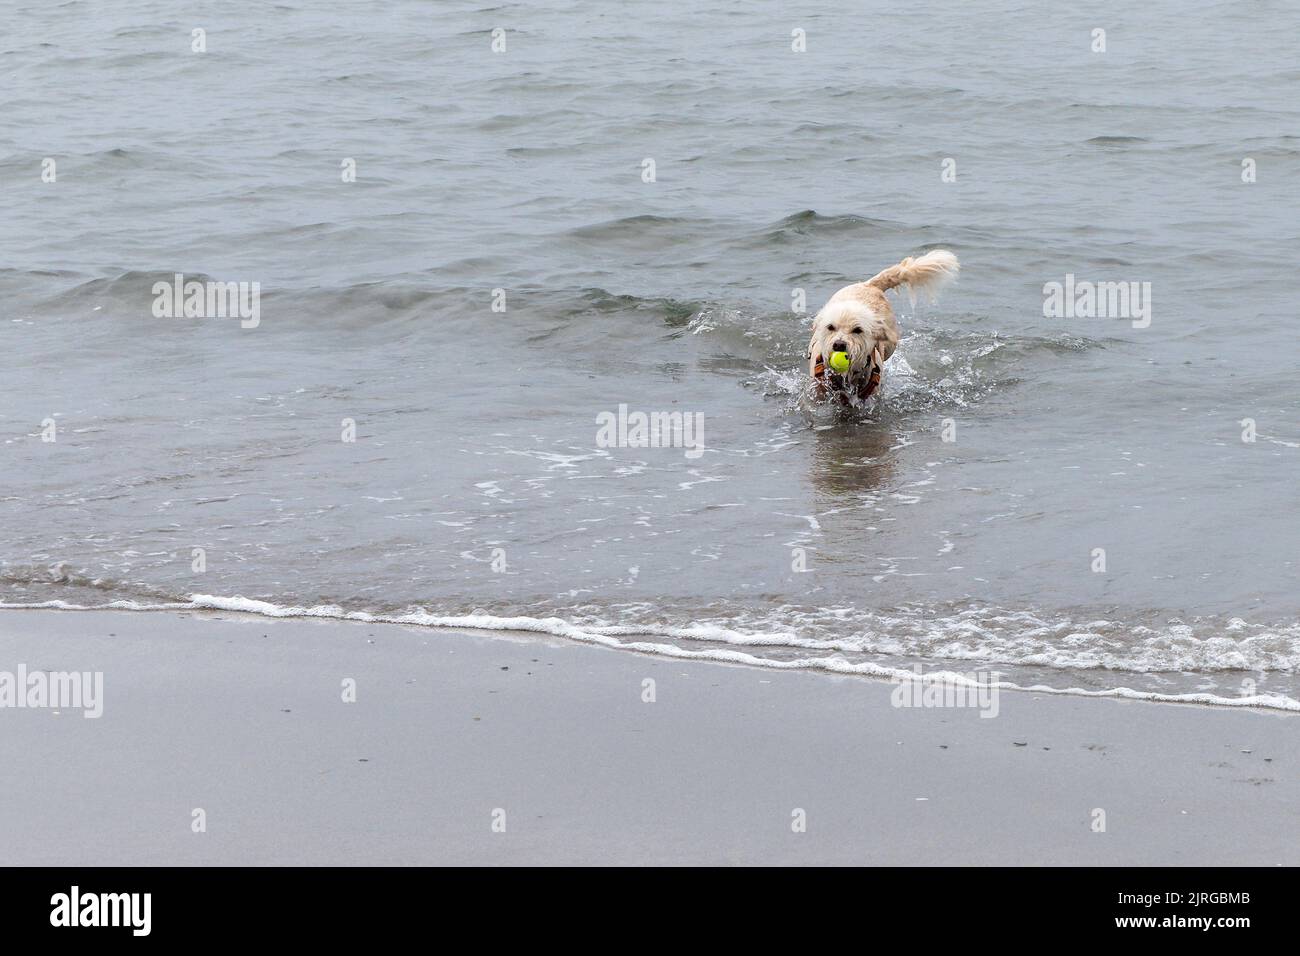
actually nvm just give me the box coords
[852,327,862,334]
[826,325,835,332]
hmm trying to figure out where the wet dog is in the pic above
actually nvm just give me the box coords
[807,250,959,405]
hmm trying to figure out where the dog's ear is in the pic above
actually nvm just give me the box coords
[871,345,884,368]
[805,324,819,361]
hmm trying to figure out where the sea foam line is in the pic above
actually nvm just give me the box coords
[1,594,1297,713]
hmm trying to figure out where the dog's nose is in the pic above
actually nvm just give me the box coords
[831,341,847,352]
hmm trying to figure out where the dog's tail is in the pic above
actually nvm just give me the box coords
[866,249,959,303]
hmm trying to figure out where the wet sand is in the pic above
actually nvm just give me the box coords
[1,608,1294,865]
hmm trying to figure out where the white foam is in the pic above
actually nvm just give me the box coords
[2,595,1297,712]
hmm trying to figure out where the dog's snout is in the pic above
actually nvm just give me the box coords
[831,341,847,352]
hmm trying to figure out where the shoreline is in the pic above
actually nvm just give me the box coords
[3,598,1294,714]
[1,607,1296,865]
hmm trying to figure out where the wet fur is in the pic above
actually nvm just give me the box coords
[807,250,959,403]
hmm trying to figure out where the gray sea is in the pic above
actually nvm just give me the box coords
[3,1,1298,707]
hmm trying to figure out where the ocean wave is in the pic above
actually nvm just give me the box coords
[745,322,1099,416]
[760,209,900,238]
[2,592,1296,712]
[566,214,714,243]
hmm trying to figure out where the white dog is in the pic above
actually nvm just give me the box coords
[807,250,959,405]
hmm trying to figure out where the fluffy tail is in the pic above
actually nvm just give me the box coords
[866,249,959,303]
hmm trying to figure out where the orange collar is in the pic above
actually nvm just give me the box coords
[813,353,881,402]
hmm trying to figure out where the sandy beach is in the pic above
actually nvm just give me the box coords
[1,607,1294,866]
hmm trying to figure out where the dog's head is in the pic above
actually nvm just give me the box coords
[808,303,882,378]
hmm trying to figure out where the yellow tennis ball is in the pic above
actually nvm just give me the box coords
[828,351,851,373]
